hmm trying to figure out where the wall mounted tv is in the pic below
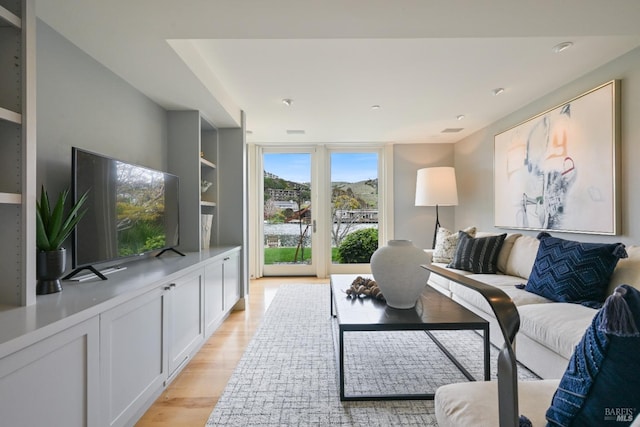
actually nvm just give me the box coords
[65,147,183,280]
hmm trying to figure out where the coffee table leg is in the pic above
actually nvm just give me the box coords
[483,326,490,380]
[330,284,334,317]
[339,327,345,400]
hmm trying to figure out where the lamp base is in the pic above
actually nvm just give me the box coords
[432,204,441,249]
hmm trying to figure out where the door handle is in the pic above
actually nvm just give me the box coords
[313,219,317,233]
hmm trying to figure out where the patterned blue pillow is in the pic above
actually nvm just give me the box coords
[546,285,640,426]
[525,232,627,306]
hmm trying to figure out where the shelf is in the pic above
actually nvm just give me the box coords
[0,5,21,29]
[0,0,33,307]
[0,107,21,125]
[200,158,216,169]
[200,201,217,207]
[0,192,21,204]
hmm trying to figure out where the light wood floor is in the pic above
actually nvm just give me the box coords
[135,276,329,427]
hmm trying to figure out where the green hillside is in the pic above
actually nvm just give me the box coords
[265,172,378,208]
[331,180,378,208]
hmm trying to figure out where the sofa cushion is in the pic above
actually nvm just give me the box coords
[525,232,627,307]
[435,379,560,427]
[447,232,507,274]
[432,226,476,263]
[504,234,539,279]
[518,303,596,359]
[546,285,640,426]
[427,262,472,294]
[450,278,551,317]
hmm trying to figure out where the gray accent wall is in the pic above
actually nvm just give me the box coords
[36,20,167,197]
[455,46,640,244]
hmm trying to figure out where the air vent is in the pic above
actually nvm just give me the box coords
[441,128,463,133]
[286,130,306,135]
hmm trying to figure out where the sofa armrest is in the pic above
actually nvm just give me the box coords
[423,249,434,264]
[422,264,521,427]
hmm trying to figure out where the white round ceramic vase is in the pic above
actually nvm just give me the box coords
[370,240,430,309]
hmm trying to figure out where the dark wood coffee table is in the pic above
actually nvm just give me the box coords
[330,274,490,401]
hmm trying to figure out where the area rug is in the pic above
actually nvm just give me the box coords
[206,284,538,426]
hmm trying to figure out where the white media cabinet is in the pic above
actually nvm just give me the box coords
[0,246,241,427]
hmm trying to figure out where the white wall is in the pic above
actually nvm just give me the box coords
[36,20,167,196]
[455,46,640,244]
[393,143,455,249]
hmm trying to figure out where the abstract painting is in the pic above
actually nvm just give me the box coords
[494,80,619,235]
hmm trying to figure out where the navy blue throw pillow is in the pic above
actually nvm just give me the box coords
[447,232,506,274]
[546,285,640,426]
[525,232,627,306]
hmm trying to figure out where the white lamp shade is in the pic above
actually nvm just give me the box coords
[415,167,459,206]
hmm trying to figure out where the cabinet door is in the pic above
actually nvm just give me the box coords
[167,270,204,376]
[223,252,241,311]
[204,259,224,336]
[0,316,100,427]
[100,287,167,427]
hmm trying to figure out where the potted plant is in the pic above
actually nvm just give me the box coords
[35,185,88,294]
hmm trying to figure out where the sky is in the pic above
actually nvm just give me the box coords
[264,152,378,184]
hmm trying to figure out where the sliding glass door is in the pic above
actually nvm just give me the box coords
[258,145,384,277]
[261,149,316,276]
[327,149,381,274]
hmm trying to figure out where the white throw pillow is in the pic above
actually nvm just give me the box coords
[605,245,640,296]
[432,226,476,263]
[503,234,540,279]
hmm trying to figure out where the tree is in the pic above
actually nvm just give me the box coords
[330,184,372,247]
[263,198,278,220]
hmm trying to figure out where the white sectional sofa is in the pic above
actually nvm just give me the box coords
[425,232,640,379]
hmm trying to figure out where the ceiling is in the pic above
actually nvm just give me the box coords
[36,1,640,144]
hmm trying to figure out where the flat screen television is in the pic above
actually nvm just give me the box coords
[66,147,181,279]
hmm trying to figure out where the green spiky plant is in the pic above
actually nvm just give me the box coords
[36,185,88,252]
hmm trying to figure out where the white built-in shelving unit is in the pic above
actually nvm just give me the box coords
[167,110,247,302]
[0,5,249,424]
[0,0,35,307]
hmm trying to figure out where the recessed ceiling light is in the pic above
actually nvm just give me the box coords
[552,41,573,53]
[282,98,293,106]
[492,88,505,96]
[456,115,465,121]
[371,105,381,110]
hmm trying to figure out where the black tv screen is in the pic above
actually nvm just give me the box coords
[71,147,180,269]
